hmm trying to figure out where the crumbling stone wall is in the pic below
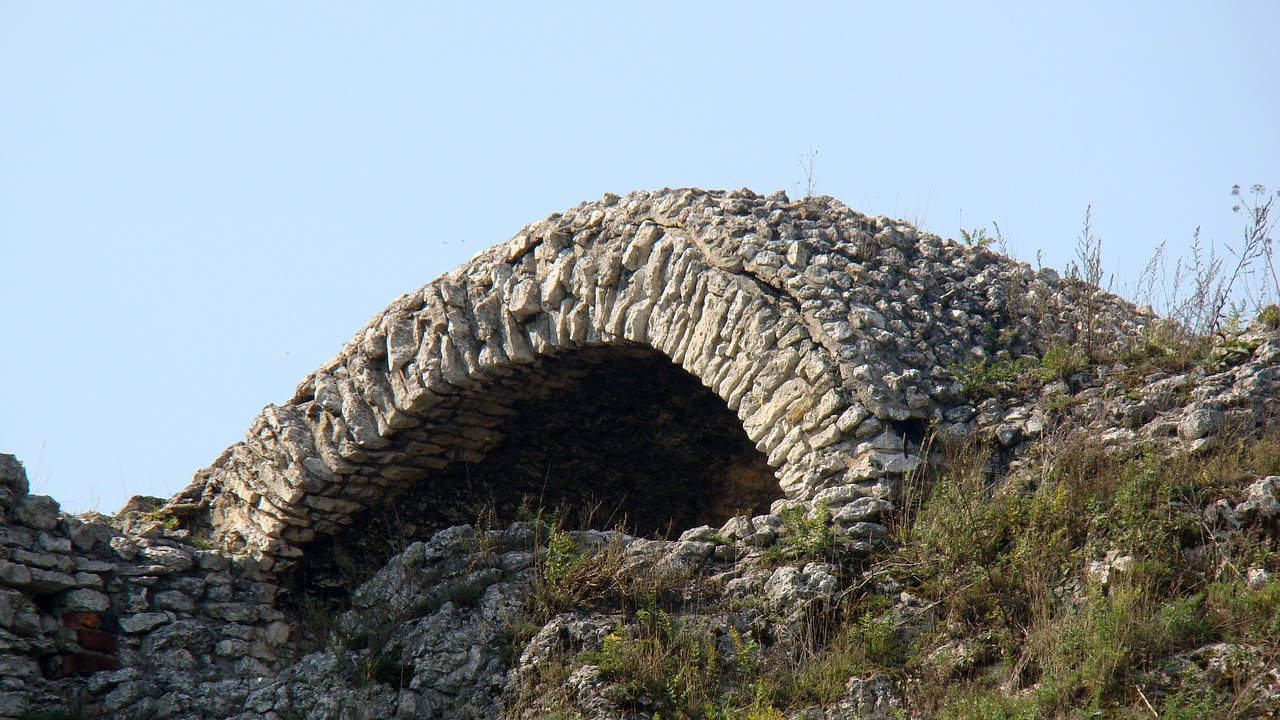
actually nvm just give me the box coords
[0,455,290,718]
[166,188,1149,570]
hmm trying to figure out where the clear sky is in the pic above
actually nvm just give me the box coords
[2,2,1277,514]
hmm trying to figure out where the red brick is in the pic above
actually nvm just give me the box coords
[76,628,117,654]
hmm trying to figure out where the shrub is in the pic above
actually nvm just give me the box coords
[767,502,836,562]
[1159,688,1218,720]
[1258,303,1280,329]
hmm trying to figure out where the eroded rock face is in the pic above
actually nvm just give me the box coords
[165,188,1149,568]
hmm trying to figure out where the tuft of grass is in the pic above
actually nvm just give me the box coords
[1039,343,1088,381]
[869,423,1280,714]
[934,689,1040,720]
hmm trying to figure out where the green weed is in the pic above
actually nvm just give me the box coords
[950,355,1046,401]
[766,502,836,562]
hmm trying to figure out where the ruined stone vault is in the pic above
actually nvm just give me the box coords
[167,188,1146,568]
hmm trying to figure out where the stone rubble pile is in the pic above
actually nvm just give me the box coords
[191,507,900,719]
[953,322,1280,468]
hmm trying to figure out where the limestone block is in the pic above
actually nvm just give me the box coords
[62,588,110,613]
[10,549,71,572]
[623,299,653,343]
[475,340,509,372]
[540,253,574,305]
[1234,476,1279,523]
[119,612,172,634]
[138,545,195,572]
[524,313,556,354]
[551,297,576,348]
[0,559,33,588]
[384,312,418,371]
[606,279,639,337]
[499,311,536,365]
[251,509,288,540]
[662,309,692,363]
[566,299,591,345]
[12,494,59,531]
[622,223,661,270]
[829,491,890,520]
[785,437,814,466]
[713,355,759,403]
[438,335,472,388]
[471,292,504,341]
[769,426,807,467]
[856,431,906,455]
[26,567,77,594]
[810,422,843,450]
[338,379,387,449]
[641,241,672,300]
[360,324,387,360]
[743,377,808,438]
[0,454,28,496]
[154,590,195,613]
[660,249,694,306]
[752,347,803,396]
[812,484,870,508]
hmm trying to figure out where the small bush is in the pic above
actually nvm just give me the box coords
[359,648,410,688]
[296,594,339,652]
[1204,578,1280,642]
[528,522,619,618]
[1258,303,1280,329]
[767,502,836,562]
[1159,688,1219,720]
[445,580,486,609]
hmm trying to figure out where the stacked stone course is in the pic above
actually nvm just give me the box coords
[1,456,290,718]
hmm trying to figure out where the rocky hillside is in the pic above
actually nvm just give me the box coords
[1,189,1277,719]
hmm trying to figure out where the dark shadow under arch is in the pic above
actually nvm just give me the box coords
[294,344,781,592]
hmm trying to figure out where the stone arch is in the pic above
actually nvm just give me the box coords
[297,342,786,587]
[169,188,1149,568]
[358,343,784,533]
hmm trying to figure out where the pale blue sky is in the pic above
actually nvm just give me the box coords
[2,3,1277,513]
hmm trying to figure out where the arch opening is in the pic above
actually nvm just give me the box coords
[297,344,781,589]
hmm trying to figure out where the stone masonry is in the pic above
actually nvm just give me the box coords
[0,455,291,718]
[7,187,1271,717]
[164,188,1148,569]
